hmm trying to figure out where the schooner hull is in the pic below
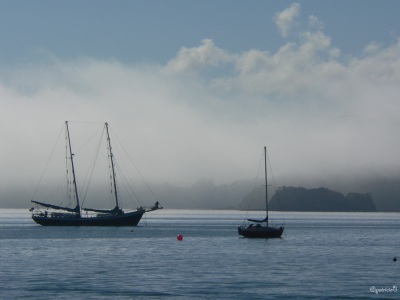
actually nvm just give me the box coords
[30,122,162,227]
[32,210,145,226]
[238,226,284,238]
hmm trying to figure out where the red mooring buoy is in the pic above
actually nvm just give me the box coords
[177,234,183,241]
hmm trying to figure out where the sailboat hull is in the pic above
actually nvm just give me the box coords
[32,210,145,226]
[238,147,285,239]
[238,225,284,238]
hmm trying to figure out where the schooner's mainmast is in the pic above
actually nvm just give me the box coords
[105,122,120,211]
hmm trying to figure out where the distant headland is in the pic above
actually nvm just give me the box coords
[240,186,376,212]
[3,178,398,211]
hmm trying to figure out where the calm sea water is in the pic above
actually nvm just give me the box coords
[0,209,399,299]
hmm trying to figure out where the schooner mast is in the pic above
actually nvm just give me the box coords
[66,121,81,214]
[105,122,121,212]
[264,146,268,227]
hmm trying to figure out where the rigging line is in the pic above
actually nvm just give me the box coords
[115,162,143,207]
[70,126,104,156]
[66,121,105,124]
[243,149,264,222]
[109,128,160,203]
[110,145,143,207]
[81,127,106,207]
[142,211,148,227]
[265,149,286,225]
[31,124,65,201]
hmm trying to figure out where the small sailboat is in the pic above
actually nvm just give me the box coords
[238,147,284,238]
[30,121,162,226]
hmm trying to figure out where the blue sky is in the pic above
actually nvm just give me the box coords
[1,1,400,196]
[1,1,399,65]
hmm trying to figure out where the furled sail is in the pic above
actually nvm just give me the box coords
[247,216,268,223]
[31,200,80,213]
[82,206,123,215]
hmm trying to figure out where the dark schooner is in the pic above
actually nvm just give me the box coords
[30,121,162,226]
[238,147,284,238]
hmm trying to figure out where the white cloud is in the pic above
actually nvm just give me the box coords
[1,3,400,194]
[274,2,301,38]
[166,39,233,73]
[308,15,324,31]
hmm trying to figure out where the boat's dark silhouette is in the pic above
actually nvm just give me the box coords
[238,147,284,238]
[31,121,162,226]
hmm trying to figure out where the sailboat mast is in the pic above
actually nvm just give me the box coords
[65,121,80,212]
[105,122,119,209]
[264,146,268,226]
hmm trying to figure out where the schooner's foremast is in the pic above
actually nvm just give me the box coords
[66,121,81,214]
